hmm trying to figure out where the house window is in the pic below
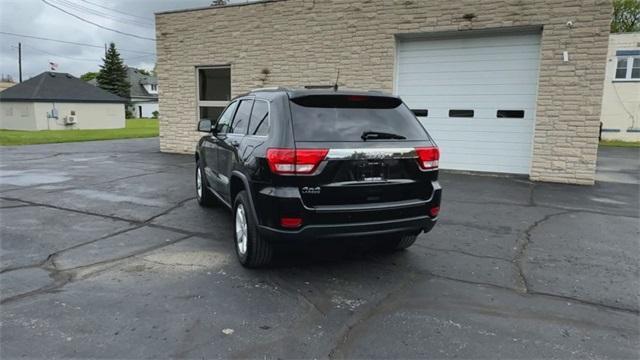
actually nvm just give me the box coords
[197,66,231,122]
[614,50,640,81]
[615,58,628,79]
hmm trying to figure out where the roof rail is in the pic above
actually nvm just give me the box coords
[303,85,335,89]
[250,86,285,92]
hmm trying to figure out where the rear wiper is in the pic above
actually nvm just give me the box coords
[361,131,406,141]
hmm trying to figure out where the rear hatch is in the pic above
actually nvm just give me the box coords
[286,93,438,209]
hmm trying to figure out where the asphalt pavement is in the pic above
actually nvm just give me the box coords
[0,139,638,359]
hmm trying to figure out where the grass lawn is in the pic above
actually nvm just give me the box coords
[0,119,159,146]
[599,139,640,148]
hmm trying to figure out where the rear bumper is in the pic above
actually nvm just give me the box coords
[258,215,437,241]
[254,181,441,242]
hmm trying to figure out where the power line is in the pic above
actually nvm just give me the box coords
[77,0,154,23]
[41,0,156,41]
[15,44,156,63]
[0,31,156,55]
[53,0,154,27]
[17,44,101,62]
[54,0,152,27]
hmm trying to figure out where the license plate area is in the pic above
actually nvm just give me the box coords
[355,160,388,182]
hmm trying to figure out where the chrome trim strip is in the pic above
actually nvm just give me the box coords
[313,198,429,213]
[325,148,417,160]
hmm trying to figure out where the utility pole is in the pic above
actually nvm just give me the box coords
[104,43,107,57]
[18,42,22,83]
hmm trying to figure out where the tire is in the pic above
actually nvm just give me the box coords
[394,234,418,250]
[233,190,273,267]
[195,160,216,206]
[382,234,418,251]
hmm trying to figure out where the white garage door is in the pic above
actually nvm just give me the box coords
[396,32,541,174]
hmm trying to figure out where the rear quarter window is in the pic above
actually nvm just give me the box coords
[289,95,427,142]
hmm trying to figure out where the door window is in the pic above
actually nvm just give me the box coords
[231,99,253,134]
[215,101,238,134]
[248,100,270,136]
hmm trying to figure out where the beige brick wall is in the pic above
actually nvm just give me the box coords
[156,0,611,185]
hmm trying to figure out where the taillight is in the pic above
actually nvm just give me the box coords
[415,146,440,170]
[266,148,328,175]
[429,206,440,217]
[280,217,302,228]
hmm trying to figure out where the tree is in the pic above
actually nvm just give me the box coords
[611,0,640,33]
[96,43,130,99]
[80,71,98,82]
[138,68,151,76]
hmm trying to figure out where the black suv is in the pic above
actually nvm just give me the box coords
[195,88,441,267]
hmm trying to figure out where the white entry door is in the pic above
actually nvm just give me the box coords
[396,32,541,174]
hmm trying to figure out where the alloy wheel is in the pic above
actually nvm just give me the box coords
[235,204,248,255]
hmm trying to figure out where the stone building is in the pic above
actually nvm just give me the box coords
[156,0,611,184]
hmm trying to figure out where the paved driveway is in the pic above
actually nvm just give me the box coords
[1,139,638,359]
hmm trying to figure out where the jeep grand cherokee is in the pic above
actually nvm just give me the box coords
[195,88,441,267]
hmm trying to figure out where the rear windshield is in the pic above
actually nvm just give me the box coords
[289,95,427,142]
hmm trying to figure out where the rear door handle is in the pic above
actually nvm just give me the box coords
[230,140,240,147]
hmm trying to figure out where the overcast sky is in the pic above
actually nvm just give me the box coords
[0,0,250,81]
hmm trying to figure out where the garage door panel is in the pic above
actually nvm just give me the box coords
[397,52,540,65]
[427,131,532,144]
[416,111,535,119]
[396,32,541,174]
[444,149,532,161]
[401,94,536,104]
[434,140,533,152]
[423,117,532,127]
[425,126,533,136]
[398,60,540,74]
[398,34,540,51]
[399,46,540,59]
[440,160,531,174]
[425,117,533,129]
[397,69,539,83]
[410,105,536,113]
[398,84,538,96]
[402,96,537,107]
[398,78,537,87]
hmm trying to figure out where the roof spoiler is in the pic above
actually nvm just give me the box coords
[250,86,286,92]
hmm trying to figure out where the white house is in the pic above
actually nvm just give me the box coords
[600,32,640,141]
[126,67,158,118]
[0,72,126,130]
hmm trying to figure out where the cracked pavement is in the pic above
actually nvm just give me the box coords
[0,139,638,359]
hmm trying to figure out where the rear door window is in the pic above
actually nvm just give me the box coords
[289,95,426,142]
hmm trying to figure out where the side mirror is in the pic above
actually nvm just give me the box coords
[197,119,212,133]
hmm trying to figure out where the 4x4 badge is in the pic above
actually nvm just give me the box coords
[301,186,321,194]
